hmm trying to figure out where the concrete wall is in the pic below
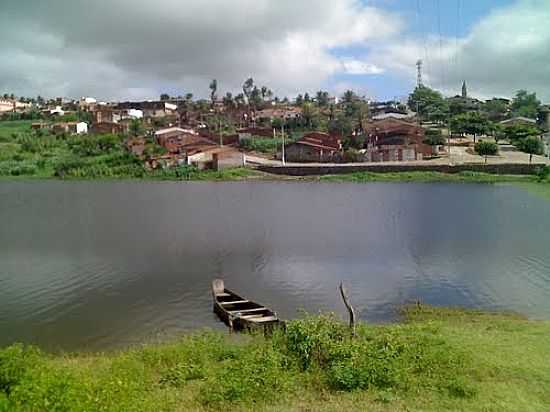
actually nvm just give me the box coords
[257,163,543,176]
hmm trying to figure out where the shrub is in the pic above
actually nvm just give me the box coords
[284,314,349,370]
[0,344,43,395]
[343,148,362,163]
[475,141,498,162]
[199,345,295,406]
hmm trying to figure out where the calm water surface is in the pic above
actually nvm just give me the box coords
[1,181,549,351]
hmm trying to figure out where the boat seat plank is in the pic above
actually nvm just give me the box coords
[216,293,231,297]
[229,307,266,314]
[239,314,265,319]
[250,316,278,323]
[221,300,248,305]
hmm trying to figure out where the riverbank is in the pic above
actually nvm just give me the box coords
[1,306,548,411]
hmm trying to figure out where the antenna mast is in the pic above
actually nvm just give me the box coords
[416,59,423,87]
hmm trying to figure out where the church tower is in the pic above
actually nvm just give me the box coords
[461,81,468,98]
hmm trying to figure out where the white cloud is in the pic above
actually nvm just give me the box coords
[0,0,401,100]
[341,60,385,75]
[369,0,550,101]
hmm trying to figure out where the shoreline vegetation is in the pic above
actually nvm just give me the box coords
[1,306,549,411]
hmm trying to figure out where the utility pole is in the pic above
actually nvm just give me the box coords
[218,117,223,146]
[448,116,452,165]
[281,125,286,165]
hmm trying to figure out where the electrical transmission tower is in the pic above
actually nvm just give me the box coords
[416,59,423,87]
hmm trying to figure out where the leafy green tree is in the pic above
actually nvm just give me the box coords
[295,94,304,106]
[408,86,446,121]
[475,141,498,163]
[328,116,353,138]
[517,137,544,164]
[504,124,540,143]
[242,78,254,103]
[450,112,489,143]
[129,119,145,138]
[343,90,356,104]
[160,94,170,101]
[511,90,540,119]
[304,93,311,103]
[249,87,263,109]
[316,91,329,107]
[483,98,509,121]
[424,129,446,146]
[185,93,193,102]
[223,92,234,110]
[426,101,450,124]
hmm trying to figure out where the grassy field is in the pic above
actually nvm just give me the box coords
[319,170,549,184]
[1,307,549,411]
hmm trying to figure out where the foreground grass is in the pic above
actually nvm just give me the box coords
[1,307,549,411]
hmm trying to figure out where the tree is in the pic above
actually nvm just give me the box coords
[408,86,445,120]
[304,93,311,103]
[295,94,304,106]
[129,119,145,138]
[343,90,356,104]
[475,141,498,163]
[234,93,246,107]
[511,90,540,119]
[249,86,262,109]
[483,98,509,121]
[223,92,235,110]
[517,137,544,164]
[488,122,505,144]
[316,91,329,107]
[426,101,450,125]
[185,93,193,102]
[209,79,218,106]
[424,129,446,146]
[450,112,489,143]
[504,124,540,143]
[242,78,254,103]
[301,102,316,128]
[160,93,170,101]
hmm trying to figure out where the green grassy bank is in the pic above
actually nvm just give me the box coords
[1,307,549,411]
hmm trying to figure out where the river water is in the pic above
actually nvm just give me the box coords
[1,181,549,351]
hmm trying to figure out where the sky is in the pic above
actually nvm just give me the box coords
[1,0,549,102]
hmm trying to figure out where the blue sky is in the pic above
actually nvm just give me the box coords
[327,0,518,100]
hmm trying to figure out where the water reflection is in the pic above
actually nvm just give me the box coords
[0,181,549,351]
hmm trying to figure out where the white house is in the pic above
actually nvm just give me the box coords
[127,109,144,119]
[76,122,88,134]
[50,106,65,116]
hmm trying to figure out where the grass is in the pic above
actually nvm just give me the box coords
[319,170,549,184]
[1,307,549,411]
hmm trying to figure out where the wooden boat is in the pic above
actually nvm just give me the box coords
[211,279,281,331]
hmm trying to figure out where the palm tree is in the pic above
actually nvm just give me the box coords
[209,79,218,107]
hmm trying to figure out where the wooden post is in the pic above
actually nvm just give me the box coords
[339,282,356,337]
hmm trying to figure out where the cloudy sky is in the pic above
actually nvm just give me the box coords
[1,0,549,101]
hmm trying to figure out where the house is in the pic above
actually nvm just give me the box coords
[0,99,30,113]
[371,112,413,121]
[284,132,342,163]
[117,101,177,118]
[49,106,65,116]
[52,122,88,135]
[155,128,214,155]
[363,118,431,162]
[499,117,537,128]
